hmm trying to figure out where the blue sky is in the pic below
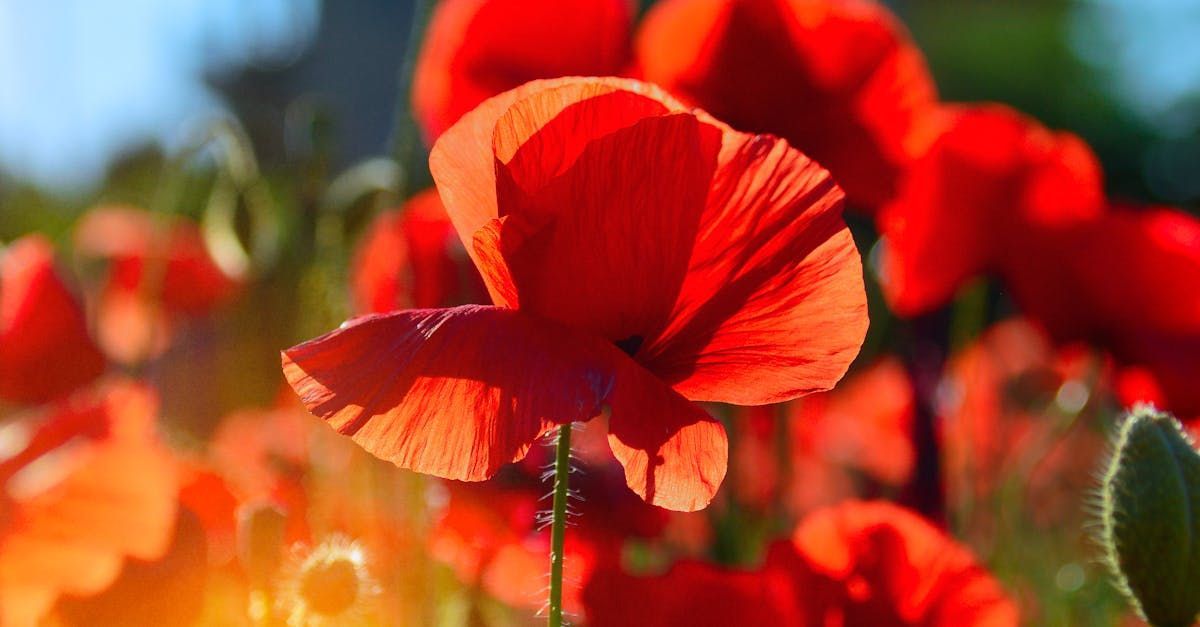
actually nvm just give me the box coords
[0,0,318,190]
[0,0,1195,193]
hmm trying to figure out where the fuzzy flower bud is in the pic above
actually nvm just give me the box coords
[1100,405,1200,627]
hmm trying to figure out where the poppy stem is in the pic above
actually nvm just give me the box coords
[548,423,573,627]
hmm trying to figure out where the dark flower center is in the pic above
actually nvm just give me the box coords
[615,335,644,357]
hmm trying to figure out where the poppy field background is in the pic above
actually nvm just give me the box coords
[1,0,1199,625]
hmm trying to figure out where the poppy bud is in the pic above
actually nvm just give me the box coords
[1099,405,1200,627]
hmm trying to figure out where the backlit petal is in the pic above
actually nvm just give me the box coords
[282,306,617,481]
[640,131,867,404]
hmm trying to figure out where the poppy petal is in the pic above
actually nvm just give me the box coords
[429,76,683,302]
[73,205,240,315]
[281,305,618,481]
[606,358,728,511]
[351,188,475,313]
[488,108,723,342]
[639,131,867,404]
[284,304,726,510]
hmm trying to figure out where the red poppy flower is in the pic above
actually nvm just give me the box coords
[0,381,178,625]
[938,319,1109,527]
[584,500,1018,626]
[787,500,1018,625]
[636,0,940,211]
[1004,206,1200,416]
[177,463,241,565]
[878,105,1104,315]
[585,550,804,626]
[351,188,482,313]
[792,356,915,487]
[0,235,106,405]
[733,358,914,512]
[74,205,242,315]
[73,206,242,365]
[283,77,867,511]
[412,0,635,140]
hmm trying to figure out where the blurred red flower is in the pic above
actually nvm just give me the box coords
[0,381,178,625]
[878,105,1104,316]
[787,500,1018,625]
[351,188,482,313]
[937,319,1109,529]
[0,235,106,405]
[1005,206,1200,416]
[791,357,915,488]
[73,205,243,364]
[284,77,867,511]
[733,358,915,513]
[412,0,635,141]
[74,205,242,315]
[584,500,1018,626]
[206,403,323,545]
[636,0,940,211]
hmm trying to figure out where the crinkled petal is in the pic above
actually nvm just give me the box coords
[282,305,616,481]
[638,131,867,404]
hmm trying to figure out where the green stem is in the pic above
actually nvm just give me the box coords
[548,424,573,627]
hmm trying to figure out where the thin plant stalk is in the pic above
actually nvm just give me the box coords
[548,424,573,627]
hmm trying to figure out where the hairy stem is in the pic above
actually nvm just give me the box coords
[548,424,573,627]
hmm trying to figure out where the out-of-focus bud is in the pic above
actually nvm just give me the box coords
[1100,405,1200,627]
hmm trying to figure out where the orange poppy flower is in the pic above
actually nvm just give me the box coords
[207,404,322,544]
[877,105,1104,316]
[0,235,106,405]
[583,500,1018,626]
[412,0,635,141]
[351,188,482,313]
[636,0,940,211]
[0,381,178,625]
[54,508,208,627]
[283,77,867,511]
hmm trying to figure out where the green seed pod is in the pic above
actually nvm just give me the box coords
[1100,405,1200,627]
